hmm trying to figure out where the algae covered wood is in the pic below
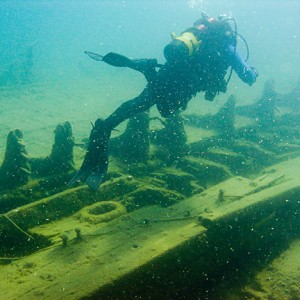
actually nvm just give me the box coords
[0,207,205,299]
[0,157,300,300]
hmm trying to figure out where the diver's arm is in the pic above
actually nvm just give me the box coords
[228,45,258,86]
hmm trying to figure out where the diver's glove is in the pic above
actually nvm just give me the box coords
[250,67,259,78]
[242,66,258,86]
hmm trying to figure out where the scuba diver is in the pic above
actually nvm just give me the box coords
[69,13,258,190]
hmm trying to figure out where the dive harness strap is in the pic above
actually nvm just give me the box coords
[172,32,202,56]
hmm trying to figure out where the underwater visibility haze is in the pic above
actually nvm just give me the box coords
[0,1,300,299]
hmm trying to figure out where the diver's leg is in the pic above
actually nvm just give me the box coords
[104,87,155,130]
[69,88,155,190]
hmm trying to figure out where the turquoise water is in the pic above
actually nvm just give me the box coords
[1,0,299,155]
[0,1,300,299]
[1,0,299,88]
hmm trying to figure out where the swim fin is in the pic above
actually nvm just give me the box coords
[68,168,91,187]
[85,51,162,82]
[102,52,160,82]
[68,119,110,190]
[84,51,131,67]
[85,160,108,191]
[84,51,104,62]
[102,52,133,67]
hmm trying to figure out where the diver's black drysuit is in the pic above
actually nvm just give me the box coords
[104,43,256,131]
[70,17,258,190]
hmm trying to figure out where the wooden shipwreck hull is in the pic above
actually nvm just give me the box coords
[0,80,300,299]
[0,156,299,299]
